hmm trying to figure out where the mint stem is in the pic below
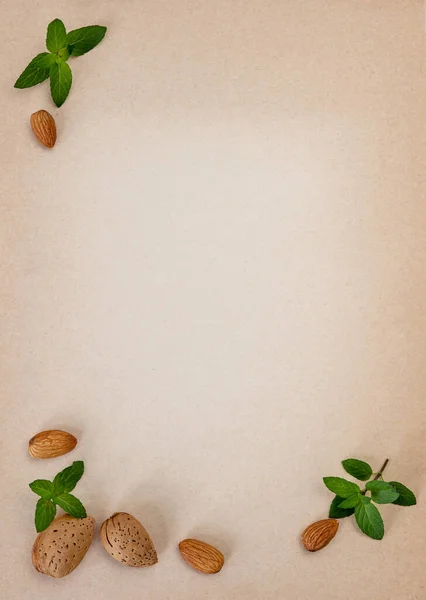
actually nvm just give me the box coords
[372,458,389,481]
[361,458,389,494]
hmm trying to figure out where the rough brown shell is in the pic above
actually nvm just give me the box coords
[32,514,95,578]
[301,518,339,552]
[100,512,158,567]
[30,110,57,148]
[178,538,225,574]
[28,430,77,459]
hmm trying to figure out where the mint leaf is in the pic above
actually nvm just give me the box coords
[57,46,71,63]
[329,495,355,518]
[354,502,384,540]
[29,479,54,499]
[34,53,57,69]
[366,482,399,505]
[323,477,361,498]
[338,494,361,509]
[389,481,417,506]
[35,498,56,532]
[50,62,72,107]
[53,461,84,494]
[54,492,87,518]
[360,495,371,504]
[46,19,67,53]
[342,458,373,481]
[365,480,391,492]
[66,25,107,56]
[14,53,51,88]
[365,480,399,503]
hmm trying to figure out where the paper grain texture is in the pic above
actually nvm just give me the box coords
[0,1,425,598]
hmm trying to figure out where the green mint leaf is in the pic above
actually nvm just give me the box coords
[54,492,87,518]
[35,498,56,532]
[34,53,57,69]
[329,495,355,518]
[29,479,54,500]
[338,494,361,509]
[388,481,417,506]
[365,481,399,504]
[46,19,67,53]
[360,495,371,504]
[53,461,84,494]
[57,46,71,63]
[14,53,51,88]
[341,458,373,481]
[323,477,361,498]
[66,25,107,56]
[50,62,72,107]
[354,502,384,540]
[365,481,393,492]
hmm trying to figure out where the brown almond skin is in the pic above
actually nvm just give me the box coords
[100,512,158,567]
[32,514,95,578]
[179,539,224,574]
[301,518,339,552]
[30,110,57,148]
[29,430,77,459]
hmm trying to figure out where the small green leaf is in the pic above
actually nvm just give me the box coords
[66,25,107,56]
[323,477,361,498]
[366,481,399,504]
[354,502,384,540]
[389,481,417,506]
[342,458,373,481]
[329,495,355,519]
[53,461,84,494]
[371,485,399,504]
[29,479,54,500]
[56,46,71,63]
[14,53,51,88]
[338,494,361,509]
[368,483,399,505]
[360,495,371,505]
[46,19,67,53]
[365,480,390,491]
[35,498,56,532]
[54,492,87,518]
[34,53,57,69]
[50,62,72,107]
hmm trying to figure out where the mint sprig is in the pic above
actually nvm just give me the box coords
[14,19,106,107]
[324,458,416,540]
[29,461,87,532]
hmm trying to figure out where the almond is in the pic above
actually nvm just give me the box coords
[179,539,224,574]
[301,518,339,552]
[30,110,57,148]
[100,512,158,567]
[29,430,77,459]
[32,514,95,578]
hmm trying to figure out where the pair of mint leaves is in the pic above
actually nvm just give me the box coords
[14,19,107,107]
[30,461,87,532]
[324,458,416,540]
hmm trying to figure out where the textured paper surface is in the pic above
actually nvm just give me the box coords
[1,2,425,598]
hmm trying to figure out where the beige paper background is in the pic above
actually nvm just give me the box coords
[1,1,425,598]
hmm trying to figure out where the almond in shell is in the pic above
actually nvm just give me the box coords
[301,518,339,552]
[179,538,225,574]
[100,512,158,567]
[32,514,95,578]
[29,429,77,459]
[30,110,57,148]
